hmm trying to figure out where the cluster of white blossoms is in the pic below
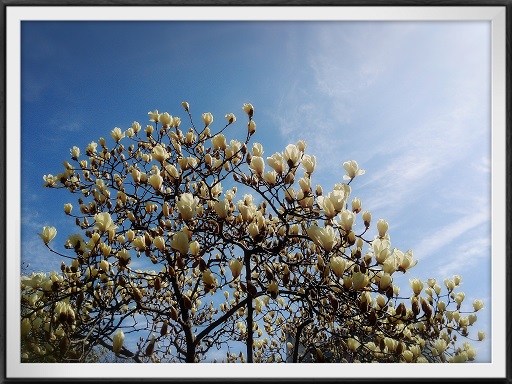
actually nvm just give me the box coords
[23,102,485,364]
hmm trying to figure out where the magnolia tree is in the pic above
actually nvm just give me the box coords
[20,103,485,364]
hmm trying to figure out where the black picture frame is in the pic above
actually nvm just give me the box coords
[1,1,510,383]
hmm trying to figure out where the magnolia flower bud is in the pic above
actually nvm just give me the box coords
[148,174,163,190]
[283,144,300,167]
[189,240,200,256]
[159,112,172,128]
[64,203,73,215]
[339,209,356,231]
[112,330,124,354]
[472,299,484,311]
[100,259,110,273]
[202,270,217,287]
[252,143,264,156]
[379,273,392,290]
[296,139,307,152]
[128,122,140,135]
[249,156,265,176]
[70,146,80,160]
[263,171,277,185]
[362,210,371,227]
[330,256,346,278]
[21,318,31,337]
[302,154,316,174]
[352,271,369,290]
[242,103,254,117]
[214,199,230,219]
[434,339,447,355]
[298,177,311,194]
[444,278,455,291]
[343,160,365,180]
[347,230,356,245]
[170,231,189,255]
[248,222,260,239]
[229,259,243,279]
[225,113,236,124]
[409,278,424,296]
[39,226,57,244]
[248,120,256,135]
[351,198,362,213]
[153,236,166,251]
[402,350,414,363]
[110,127,125,143]
[212,134,227,150]
[376,294,386,308]
[182,101,189,111]
[478,331,485,341]
[201,112,214,127]
[377,219,389,237]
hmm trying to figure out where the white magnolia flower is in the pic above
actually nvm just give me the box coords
[176,193,199,221]
[148,109,160,123]
[229,259,243,278]
[160,112,172,128]
[152,145,169,162]
[307,225,338,252]
[170,231,189,254]
[202,112,214,127]
[225,113,236,124]
[242,103,254,117]
[94,212,117,233]
[267,152,286,174]
[112,330,124,354]
[39,226,57,244]
[343,160,365,180]
[283,144,301,167]
[249,156,265,176]
[302,154,316,174]
[110,127,125,143]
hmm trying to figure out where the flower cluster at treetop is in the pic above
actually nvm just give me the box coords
[21,102,484,363]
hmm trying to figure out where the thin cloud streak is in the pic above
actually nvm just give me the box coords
[434,236,491,278]
[274,23,490,233]
[412,209,489,262]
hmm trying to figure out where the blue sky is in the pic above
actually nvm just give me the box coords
[20,20,491,362]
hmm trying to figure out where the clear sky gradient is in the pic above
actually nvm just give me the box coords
[20,20,492,362]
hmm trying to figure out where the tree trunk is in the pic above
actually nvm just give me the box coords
[244,250,254,363]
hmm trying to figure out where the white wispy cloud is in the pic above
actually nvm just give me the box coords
[47,116,85,133]
[412,209,489,263]
[434,235,490,277]
[274,22,490,231]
